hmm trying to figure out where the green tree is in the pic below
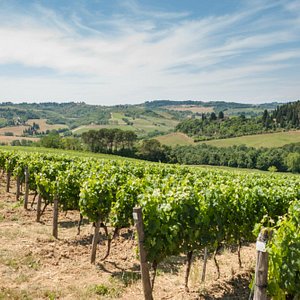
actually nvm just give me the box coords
[138,139,167,162]
[285,153,300,173]
[40,132,61,148]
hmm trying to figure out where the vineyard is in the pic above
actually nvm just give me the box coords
[0,149,299,299]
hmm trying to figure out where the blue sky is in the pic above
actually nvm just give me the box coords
[0,0,299,105]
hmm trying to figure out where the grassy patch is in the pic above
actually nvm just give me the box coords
[15,273,30,284]
[198,130,300,148]
[89,279,123,298]
[2,252,40,271]
[156,132,195,146]
[43,290,60,300]
[12,199,23,209]
[22,253,40,270]
[112,271,141,287]
[0,287,32,300]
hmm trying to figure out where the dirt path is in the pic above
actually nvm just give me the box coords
[0,176,256,299]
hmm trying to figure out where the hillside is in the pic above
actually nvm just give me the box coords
[0,100,298,151]
[198,131,300,148]
[175,100,300,142]
[156,130,300,149]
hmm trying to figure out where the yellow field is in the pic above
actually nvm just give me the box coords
[155,132,195,146]
[27,119,68,132]
[164,105,214,113]
[199,130,300,148]
[0,119,67,138]
[0,136,39,144]
[0,126,27,136]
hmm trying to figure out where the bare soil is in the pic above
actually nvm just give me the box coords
[0,176,256,300]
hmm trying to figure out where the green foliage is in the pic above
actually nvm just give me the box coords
[39,132,61,149]
[138,139,169,162]
[285,152,300,173]
[170,142,300,173]
[81,128,137,154]
[176,100,300,140]
[268,166,278,172]
[0,148,299,295]
[273,100,300,128]
[268,202,300,299]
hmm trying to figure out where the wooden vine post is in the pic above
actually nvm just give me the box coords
[91,219,101,264]
[201,247,208,283]
[254,228,272,300]
[6,171,11,193]
[52,197,59,239]
[24,167,29,210]
[36,194,42,222]
[133,207,153,300]
[16,176,21,201]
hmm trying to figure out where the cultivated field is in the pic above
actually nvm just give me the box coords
[0,178,255,299]
[155,132,195,146]
[199,130,300,148]
[0,119,67,137]
[72,112,178,136]
[0,136,39,144]
[164,105,214,113]
[27,119,68,132]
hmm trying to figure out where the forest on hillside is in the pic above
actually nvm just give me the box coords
[176,101,300,141]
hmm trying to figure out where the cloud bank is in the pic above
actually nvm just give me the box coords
[0,0,299,104]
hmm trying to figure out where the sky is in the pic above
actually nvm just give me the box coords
[0,0,299,105]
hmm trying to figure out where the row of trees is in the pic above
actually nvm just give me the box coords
[169,143,300,173]
[22,122,40,135]
[81,128,137,154]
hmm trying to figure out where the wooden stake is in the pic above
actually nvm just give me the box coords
[24,167,29,210]
[16,176,20,201]
[201,247,208,283]
[238,238,242,268]
[6,172,11,193]
[185,251,193,291]
[36,194,42,222]
[133,207,153,300]
[254,229,271,300]
[52,197,59,239]
[214,244,221,279]
[91,219,101,264]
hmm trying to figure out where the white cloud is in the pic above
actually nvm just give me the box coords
[0,1,299,104]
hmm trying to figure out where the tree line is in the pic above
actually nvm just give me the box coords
[169,143,300,173]
[176,100,300,140]
[81,128,137,154]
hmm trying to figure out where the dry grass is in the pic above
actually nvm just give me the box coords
[165,105,214,113]
[27,119,68,132]
[156,132,195,146]
[0,118,68,144]
[0,126,28,136]
[0,136,39,144]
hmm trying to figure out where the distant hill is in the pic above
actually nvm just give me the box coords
[0,99,297,145]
